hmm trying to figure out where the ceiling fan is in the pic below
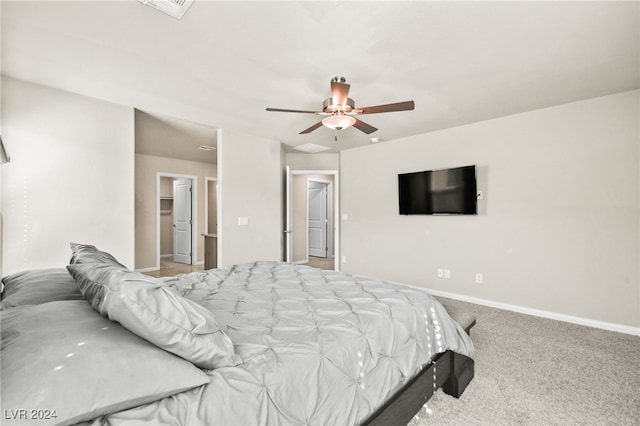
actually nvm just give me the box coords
[266,76,415,135]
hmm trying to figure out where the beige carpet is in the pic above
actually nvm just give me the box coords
[409,298,640,425]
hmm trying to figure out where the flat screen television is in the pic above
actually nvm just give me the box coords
[398,165,477,215]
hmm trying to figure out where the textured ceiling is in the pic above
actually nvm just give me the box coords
[2,0,638,157]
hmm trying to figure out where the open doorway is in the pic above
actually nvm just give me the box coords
[134,109,217,275]
[205,177,218,235]
[203,177,218,269]
[157,173,198,269]
[285,168,339,271]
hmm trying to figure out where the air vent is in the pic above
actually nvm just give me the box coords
[138,0,195,19]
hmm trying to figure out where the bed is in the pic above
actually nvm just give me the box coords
[1,244,474,426]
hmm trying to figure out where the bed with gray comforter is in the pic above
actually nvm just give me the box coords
[1,246,473,426]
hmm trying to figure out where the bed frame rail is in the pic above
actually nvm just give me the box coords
[362,350,474,426]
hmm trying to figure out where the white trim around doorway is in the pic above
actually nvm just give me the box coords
[289,169,340,271]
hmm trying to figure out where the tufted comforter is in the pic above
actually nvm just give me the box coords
[86,261,474,426]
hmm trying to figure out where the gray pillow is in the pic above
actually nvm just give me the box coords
[0,301,210,426]
[67,263,242,369]
[69,243,127,268]
[1,268,84,310]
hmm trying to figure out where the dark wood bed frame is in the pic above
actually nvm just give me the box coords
[363,321,476,426]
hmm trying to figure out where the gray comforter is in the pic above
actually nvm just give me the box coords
[87,261,474,425]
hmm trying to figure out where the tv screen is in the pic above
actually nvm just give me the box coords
[398,165,477,215]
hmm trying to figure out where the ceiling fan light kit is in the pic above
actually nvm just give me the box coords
[322,115,356,130]
[266,76,414,136]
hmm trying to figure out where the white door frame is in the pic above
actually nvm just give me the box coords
[285,166,293,263]
[286,169,340,271]
[307,178,333,260]
[156,172,198,270]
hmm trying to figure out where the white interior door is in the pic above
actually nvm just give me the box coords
[285,166,293,263]
[173,179,192,264]
[308,181,328,258]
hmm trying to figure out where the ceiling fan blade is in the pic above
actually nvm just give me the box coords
[331,81,351,107]
[357,101,415,115]
[266,107,320,114]
[353,118,378,134]
[300,121,324,134]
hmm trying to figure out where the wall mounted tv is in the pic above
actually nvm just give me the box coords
[398,165,477,215]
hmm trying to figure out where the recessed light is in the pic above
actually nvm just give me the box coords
[198,145,216,151]
[370,137,380,144]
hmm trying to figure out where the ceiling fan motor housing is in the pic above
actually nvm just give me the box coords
[323,97,355,113]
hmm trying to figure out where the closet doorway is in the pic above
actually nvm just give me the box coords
[157,173,198,267]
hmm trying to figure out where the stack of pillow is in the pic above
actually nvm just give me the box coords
[0,243,241,425]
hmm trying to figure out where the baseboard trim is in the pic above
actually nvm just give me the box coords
[424,288,640,337]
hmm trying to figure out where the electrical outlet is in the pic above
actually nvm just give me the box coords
[437,268,444,278]
[475,273,483,284]
[444,269,451,279]
[342,255,347,264]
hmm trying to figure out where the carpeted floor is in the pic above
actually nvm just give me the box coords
[409,297,640,426]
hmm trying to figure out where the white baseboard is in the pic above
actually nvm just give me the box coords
[424,288,640,337]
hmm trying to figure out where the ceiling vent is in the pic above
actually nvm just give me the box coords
[138,0,195,19]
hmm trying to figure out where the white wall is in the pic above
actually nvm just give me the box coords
[0,3,4,277]
[340,90,639,331]
[218,128,282,266]
[285,153,340,170]
[1,77,135,273]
